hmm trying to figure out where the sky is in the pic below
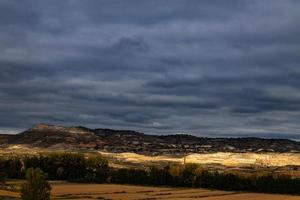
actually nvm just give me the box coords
[0,0,300,139]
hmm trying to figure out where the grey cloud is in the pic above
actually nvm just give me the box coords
[0,0,300,139]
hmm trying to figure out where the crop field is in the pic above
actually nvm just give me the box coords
[1,182,300,200]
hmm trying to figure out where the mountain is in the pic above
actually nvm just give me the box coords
[13,124,97,146]
[1,123,300,154]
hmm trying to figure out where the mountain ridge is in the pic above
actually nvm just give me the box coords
[0,123,299,154]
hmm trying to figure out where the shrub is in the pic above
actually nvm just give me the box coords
[20,168,51,200]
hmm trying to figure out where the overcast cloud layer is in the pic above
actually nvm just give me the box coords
[1,0,300,139]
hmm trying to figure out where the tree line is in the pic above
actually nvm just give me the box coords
[1,153,300,195]
[0,153,109,183]
[110,164,300,194]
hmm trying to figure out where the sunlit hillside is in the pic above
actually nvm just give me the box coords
[100,151,300,167]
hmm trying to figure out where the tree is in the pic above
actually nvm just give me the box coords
[85,155,109,182]
[0,158,6,185]
[20,168,51,200]
[181,164,198,186]
[4,156,23,178]
[0,172,5,185]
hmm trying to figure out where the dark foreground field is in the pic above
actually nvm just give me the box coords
[1,182,300,200]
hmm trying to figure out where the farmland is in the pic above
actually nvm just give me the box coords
[1,146,300,198]
[1,146,300,178]
[100,151,300,167]
[1,182,300,200]
[2,145,300,168]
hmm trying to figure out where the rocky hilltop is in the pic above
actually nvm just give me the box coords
[0,123,300,154]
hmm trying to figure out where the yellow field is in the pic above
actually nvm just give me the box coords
[100,151,300,167]
[2,145,300,167]
[1,182,300,200]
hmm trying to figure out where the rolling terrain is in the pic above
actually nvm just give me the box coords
[1,124,300,199]
[1,123,300,154]
[1,124,300,172]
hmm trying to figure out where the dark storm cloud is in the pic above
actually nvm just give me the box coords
[0,0,300,139]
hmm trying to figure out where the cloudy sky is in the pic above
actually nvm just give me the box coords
[1,1,300,139]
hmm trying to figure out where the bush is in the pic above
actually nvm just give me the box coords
[20,168,51,200]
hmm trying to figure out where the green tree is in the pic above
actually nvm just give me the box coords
[181,164,198,187]
[85,155,109,182]
[4,156,23,178]
[20,168,51,200]
[0,172,5,185]
[0,158,6,185]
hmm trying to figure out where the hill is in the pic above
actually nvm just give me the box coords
[0,123,300,154]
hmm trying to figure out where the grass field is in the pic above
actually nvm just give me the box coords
[1,182,300,200]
